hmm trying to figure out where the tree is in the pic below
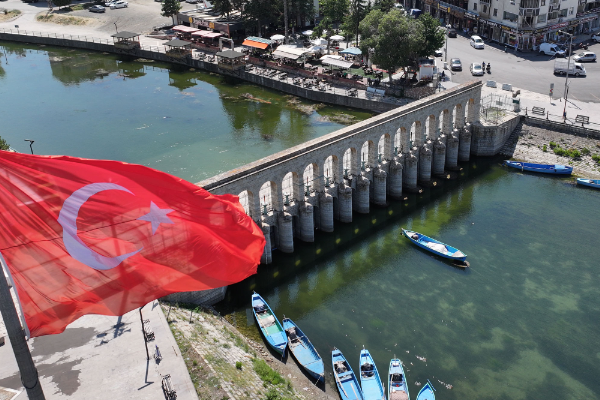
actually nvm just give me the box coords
[373,0,394,12]
[161,0,182,26]
[52,0,71,10]
[314,0,349,52]
[342,0,367,47]
[0,136,10,151]
[416,13,445,60]
[212,0,234,19]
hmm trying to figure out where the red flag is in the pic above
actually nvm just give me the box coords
[0,151,265,337]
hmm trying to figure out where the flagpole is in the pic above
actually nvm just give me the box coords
[0,254,46,400]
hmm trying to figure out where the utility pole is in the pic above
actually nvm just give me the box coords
[560,30,573,121]
[0,255,46,400]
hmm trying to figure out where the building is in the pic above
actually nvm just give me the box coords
[414,0,599,49]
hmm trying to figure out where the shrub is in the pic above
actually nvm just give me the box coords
[549,141,558,149]
[542,144,547,152]
[236,361,242,370]
[581,147,590,155]
[0,136,9,151]
[553,147,566,156]
[567,148,580,158]
[592,154,600,164]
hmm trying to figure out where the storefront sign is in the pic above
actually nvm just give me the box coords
[450,9,464,18]
[465,11,478,20]
[548,21,568,30]
[439,6,449,12]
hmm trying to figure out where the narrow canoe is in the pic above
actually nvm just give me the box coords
[332,348,364,400]
[402,229,467,262]
[576,178,600,189]
[282,318,324,383]
[359,348,385,400]
[415,380,436,400]
[388,358,409,400]
[251,292,287,356]
[504,160,573,175]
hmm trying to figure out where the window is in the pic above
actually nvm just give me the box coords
[538,13,546,21]
[473,3,477,10]
[541,0,545,5]
[483,5,488,12]
[503,11,518,21]
[493,7,498,15]
[559,8,567,16]
[569,6,574,13]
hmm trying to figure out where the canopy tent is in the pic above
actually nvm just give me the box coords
[270,34,285,40]
[111,31,140,39]
[320,54,342,61]
[164,39,192,48]
[272,45,309,60]
[242,36,274,50]
[301,30,313,36]
[172,25,200,33]
[216,49,244,58]
[192,31,223,38]
[321,58,354,69]
[306,45,324,54]
[330,35,344,41]
[340,47,362,55]
[311,38,328,46]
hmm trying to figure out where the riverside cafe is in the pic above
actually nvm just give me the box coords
[242,36,275,56]
[172,25,223,48]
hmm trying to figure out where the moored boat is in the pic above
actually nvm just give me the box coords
[332,348,364,400]
[359,348,385,400]
[415,380,436,400]
[282,318,324,383]
[504,160,573,175]
[402,229,467,263]
[251,292,287,356]
[388,358,409,400]
[576,178,600,189]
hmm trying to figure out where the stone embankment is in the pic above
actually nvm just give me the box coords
[501,121,600,178]
[165,304,336,400]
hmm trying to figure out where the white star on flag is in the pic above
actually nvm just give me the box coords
[137,201,174,235]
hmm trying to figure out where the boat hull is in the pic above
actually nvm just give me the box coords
[282,318,324,383]
[388,358,409,400]
[251,293,287,356]
[415,381,435,400]
[504,161,573,175]
[402,229,467,262]
[332,348,364,400]
[359,349,385,400]
[576,178,600,189]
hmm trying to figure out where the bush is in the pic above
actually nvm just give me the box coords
[549,141,558,149]
[567,148,580,158]
[542,144,547,152]
[0,136,9,151]
[236,361,242,370]
[581,147,591,155]
[592,154,600,164]
[553,147,566,156]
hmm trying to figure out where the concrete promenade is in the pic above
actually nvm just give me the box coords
[0,300,198,400]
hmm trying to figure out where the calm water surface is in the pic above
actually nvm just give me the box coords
[2,42,599,400]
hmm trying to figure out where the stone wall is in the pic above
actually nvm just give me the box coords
[471,114,521,156]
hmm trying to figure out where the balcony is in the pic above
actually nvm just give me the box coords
[519,7,540,15]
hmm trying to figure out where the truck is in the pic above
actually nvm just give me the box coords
[553,59,586,77]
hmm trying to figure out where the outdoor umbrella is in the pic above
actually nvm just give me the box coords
[306,46,324,53]
[311,38,328,46]
[330,35,345,41]
[270,34,285,40]
[301,30,313,36]
[340,47,362,55]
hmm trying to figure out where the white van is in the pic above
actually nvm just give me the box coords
[539,43,566,57]
[554,59,586,76]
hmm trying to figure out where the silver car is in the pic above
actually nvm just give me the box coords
[470,63,484,76]
[470,35,485,49]
[573,51,596,62]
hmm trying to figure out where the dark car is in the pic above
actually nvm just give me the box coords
[447,28,457,38]
[89,4,105,12]
[450,58,462,71]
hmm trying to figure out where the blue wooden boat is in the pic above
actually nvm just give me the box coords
[402,229,467,263]
[359,348,385,400]
[282,318,324,383]
[388,358,409,400]
[576,178,600,189]
[415,380,436,400]
[332,348,364,400]
[251,292,287,356]
[504,160,573,175]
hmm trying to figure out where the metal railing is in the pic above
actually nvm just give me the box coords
[523,107,600,131]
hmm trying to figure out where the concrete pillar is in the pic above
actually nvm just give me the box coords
[354,176,370,214]
[278,212,294,253]
[388,157,403,199]
[414,122,424,147]
[298,202,314,242]
[433,140,446,176]
[419,144,432,182]
[403,152,418,191]
[319,192,334,232]
[446,130,459,169]
[442,110,452,134]
[261,223,272,264]
[338,183,353,223]
[373,168,387,206]
[459,123,472,162]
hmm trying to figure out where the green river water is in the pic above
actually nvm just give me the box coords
[1,42,599,400]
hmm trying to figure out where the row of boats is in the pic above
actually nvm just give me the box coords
[504,161,600,189]
[251,292,436,400]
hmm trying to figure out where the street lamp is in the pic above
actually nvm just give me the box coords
[24,139,35,155]
[558,30,573,121]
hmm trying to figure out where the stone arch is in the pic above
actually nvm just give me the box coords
[377,133,391,162]
[360,140,375,170]
[323,155,338,185]
[343,148,357,177]
[238,190,253,217]
[303,163,320,194]
[454,103,465,128]
[259,181,279,215]
[281,172,299,204]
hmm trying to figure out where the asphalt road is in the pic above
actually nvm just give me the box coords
[442,34,600,103]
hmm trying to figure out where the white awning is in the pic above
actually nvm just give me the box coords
[272,49,301,60]
[321,58,354,69]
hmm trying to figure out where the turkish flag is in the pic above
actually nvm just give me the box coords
[0,151,265,337]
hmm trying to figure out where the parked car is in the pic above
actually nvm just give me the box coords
[89,4,105,12]
[469,35,484,49]
[554,59,586,76]
[573,51,596,62]
[447,28,457,38]
[592,33,600,43]
[110,0,127,8]
[104,0,115,6]
[450,58,462,71]
[186,0,199,3]
[470,62,484,76]
[434,49,443,57]
[539,43,565,57]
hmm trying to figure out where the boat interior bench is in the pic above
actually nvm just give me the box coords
[162,374,177,399]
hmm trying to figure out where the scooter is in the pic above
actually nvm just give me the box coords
[486,63,491,73]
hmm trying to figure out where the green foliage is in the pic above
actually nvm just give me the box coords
[161,0,181,24]
[236,361,243,370]
[53,0,72,9]
[552,144,580,158]
[372,0,394,12]
[549,141,557,149]
[592,154,600,164]
[542,144,547,152]
[252,358,285,385]
[212,0,234,18]
[581,147,590,155]
[416,13,446,59]
[342,0,368,46]
[0,136,9,151]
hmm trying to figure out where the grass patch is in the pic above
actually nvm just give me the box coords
[542,144,547,152]
[0,9,21,22]
[36,13,90,25]
[549,141,558,149]
[581,147,591,155]
[252,358,285,385]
